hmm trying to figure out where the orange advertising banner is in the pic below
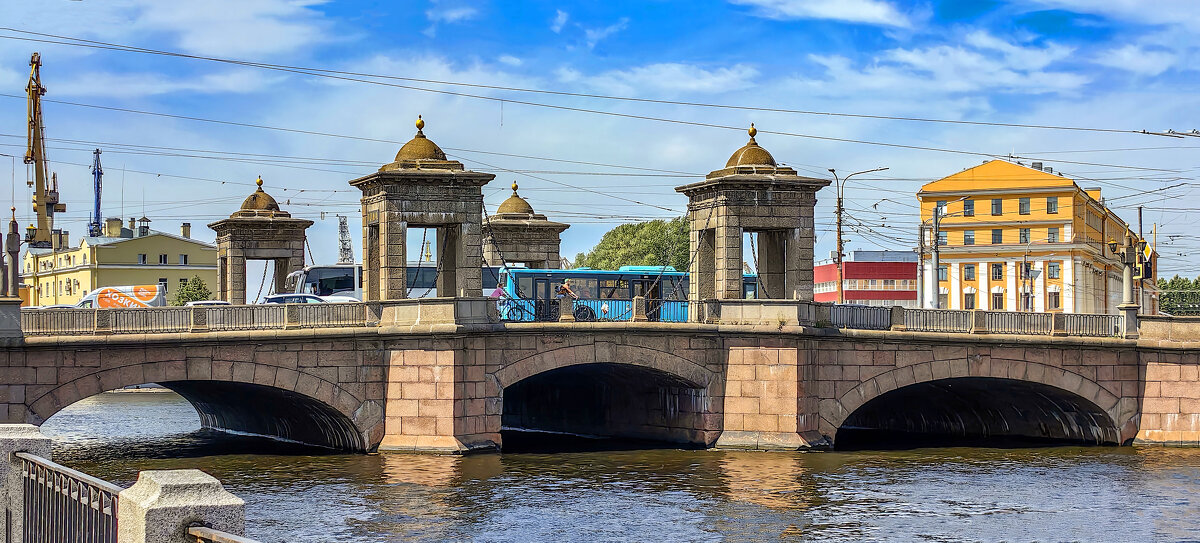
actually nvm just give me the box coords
[93,285,162,309]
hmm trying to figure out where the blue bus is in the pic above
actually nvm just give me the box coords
[496,266,759,322]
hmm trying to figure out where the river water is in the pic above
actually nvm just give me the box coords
[42,391,1200,542]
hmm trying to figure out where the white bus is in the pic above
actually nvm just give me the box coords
[282,263,502,301]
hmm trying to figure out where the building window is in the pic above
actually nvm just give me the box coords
[936,200,947,211]
[138,254,147,265]
[1048,262,1061,279]
[991,263,1004,280]
[992,292,1004,309]
[1019,197,1030,215]
[964,293,976,309]
[158,254,168,265]
[991,198,1003,215]
[1047,196,1058,214]
[180,278,189,288]
[992,229,1003,244]
[938,266,948,281]
[179,254,189,265]
[1020,262,1032,278]
[937,231,947,246]
[1048,227,1059,243]
[1019,228,1030,244]
[964,230,975,246]
[963,200,974,217]
[1049,291,1061,309]
[82,254,87,265]
[158,278,168,292]
[939,293,948,308]
[964,265,976,281]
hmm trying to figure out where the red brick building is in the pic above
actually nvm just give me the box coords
[814,251,918,307]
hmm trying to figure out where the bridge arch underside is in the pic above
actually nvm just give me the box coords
[500,363,716,450]
[836,377,1120,450]
[161,381,366,451]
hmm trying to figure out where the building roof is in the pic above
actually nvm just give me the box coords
[235,177,286,217]
[918,160,1075,195]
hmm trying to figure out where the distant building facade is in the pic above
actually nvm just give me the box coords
[814,250,918,307]
[22,218,217,306]
[917,160,1157,314]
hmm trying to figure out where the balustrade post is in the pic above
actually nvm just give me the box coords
[889,306,906,331]
[0,297,22,343]
[631,296,648,322]
[284,304,301,329]
[0,424,51,543]
[118,469,245,543]
[364,302,383,326]
[94,308,112,335]
[970,310,988,334]
[189,306,209,333]
[812,302,831,327]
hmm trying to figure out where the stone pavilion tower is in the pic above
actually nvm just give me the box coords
[349,116,494,300]
[483,182,570,269]
[209,177,313,304]
[675,125,830,304]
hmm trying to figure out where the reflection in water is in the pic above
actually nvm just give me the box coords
[39,391,1200,542]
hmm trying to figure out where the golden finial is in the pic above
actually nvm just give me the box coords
[748,123,757,139]
[416,115,425,132]
[511,181,519,194]
[256,176,264,188]
[9,207,14,221]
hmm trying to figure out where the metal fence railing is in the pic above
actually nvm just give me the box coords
[984,310,1053,335]
[20,309,95,336]
[17,451,121,543]
[1064,313,1123,337]
[293,303,368,328]
[110,307,192,334]
[830,305,891,330]
[903,308,973,333]
[188,526,262,543]
[207,305,288,332]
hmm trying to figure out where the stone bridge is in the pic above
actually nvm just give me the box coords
[6,310,1199,452]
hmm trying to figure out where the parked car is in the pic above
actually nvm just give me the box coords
[40,304,77,310]
[76,285,165,308]
[184,300,232,307]
[260,294,326,304]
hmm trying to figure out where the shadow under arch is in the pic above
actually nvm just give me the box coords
[493,343,713,390]
[501,362,714,451]
[31,377,371,451]
[835,377,1121,450]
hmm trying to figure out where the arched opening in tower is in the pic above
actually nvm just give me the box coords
[501,363,712,452]
[836,377,1120,450]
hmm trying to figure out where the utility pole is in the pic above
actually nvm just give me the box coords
[88,149,103,238]
[829,166,888,304]
[932,205,941,309]
[917,224,925,308]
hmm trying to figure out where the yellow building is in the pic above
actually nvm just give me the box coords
[917,160,1157,314]
[22,217,217,307]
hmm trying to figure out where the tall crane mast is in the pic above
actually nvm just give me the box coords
[337,215,354,264]
[88,149,103,237]
[24,52,64,248]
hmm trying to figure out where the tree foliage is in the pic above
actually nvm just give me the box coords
[573,217,689,271]
[1157,275,1200,315]
[171,275,213,306]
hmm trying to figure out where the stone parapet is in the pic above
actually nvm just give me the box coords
[0,424,51,542]
[118,469,245,543]
[378,298,497,326]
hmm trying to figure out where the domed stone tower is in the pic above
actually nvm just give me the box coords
[674,125,830,306]
[483,182,570,269]
[208,177,313,304]
[349,116,494,300]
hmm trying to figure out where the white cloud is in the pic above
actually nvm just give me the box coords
[583,18,630,50]
[558,63,760,95]
[551,10,569,33]
[1094,44,1177,76]
[52,69,283,98]
[498,55,523,67]
[426,6,479,23]
[729,0,911,27]
[963,31,1073,70]
[130,0,332,57]
[1024,0,1200,31]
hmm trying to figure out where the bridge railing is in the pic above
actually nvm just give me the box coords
[1063,313,1123,337]
[829,305,891,330]
[207,305,288,332]
[3,424,260,543]
[20,309,95,336]
[108,306,192,334]
[903,308,973,333]
[291,303,370,328]
[16,451,121,543]
[983,310,1053,335]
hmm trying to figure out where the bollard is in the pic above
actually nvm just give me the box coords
[118,470,245,543]
[0,424,51,543]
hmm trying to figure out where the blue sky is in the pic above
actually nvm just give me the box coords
[0,0,1197,278]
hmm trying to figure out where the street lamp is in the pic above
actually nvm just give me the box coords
[830,166,889,304]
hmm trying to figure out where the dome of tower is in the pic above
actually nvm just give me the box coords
[497,182,535,215]
[725,124,777,167]
[240,177,281,212]
[394,115,448,161]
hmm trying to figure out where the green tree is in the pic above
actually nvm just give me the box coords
[171,275,213,306]
[573,217,689,271]
[1159,274,1200,315]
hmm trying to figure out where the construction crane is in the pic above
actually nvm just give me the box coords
[24,52,64,248]
[88,149,103,237]
[337,215,354,264]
